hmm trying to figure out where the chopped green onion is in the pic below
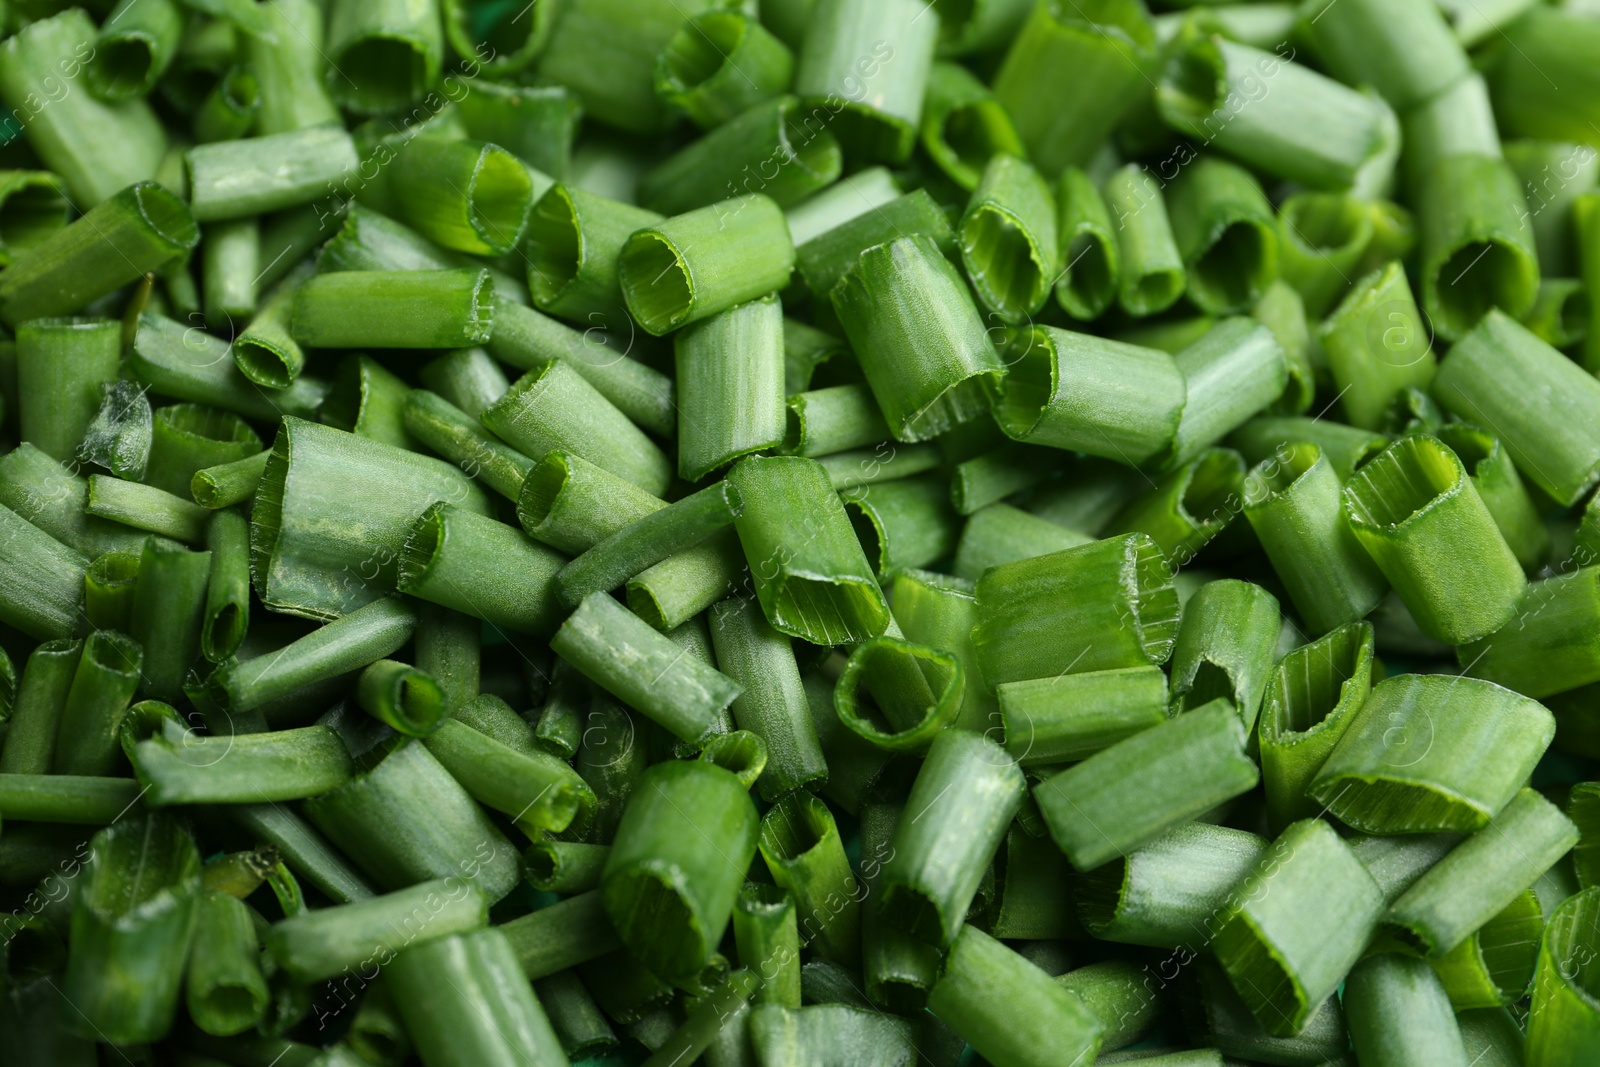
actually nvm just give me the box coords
[129,313,328,424]
[524,183,663,328]
[920,60,1026,192]
[86,474,211,545]
[191,450,270,510]
[958,154,1058,324]
[999,664,1167,767]
[1054,165,1120,320]
[759,792,860,964]
[1489,9,1600,148]
[85,550,141,634]
[15,317,123,463]
[1167,317,1287,470]
[1417,154,1539,342]
[1164,157,1279,316]
[1429,888,1542,1010]
[1106,448,1245,562]
[185,889,268,1037]
[193,64,260,144]
[1526,886,1600,1066]
[833,634,963,752]
[1300,0,1469,112]
[51,630,141,776]
[292,267,492,349]
[425,718,594,838]
[397,502,565,636]
[128,537,211,700]
[185,126,360,222]
[676,294,786,481]
[1344,953,1471,1067]
[735,884,801,1007]
[132,722,353,805]
[1435,422,1549,572]
[1231,415,1390,482]
[403,389,533,502]
[323,0,443,116]
[1318,262,1436,431]
[0,771,141,824]
[1166,578,1279,728]
[385,136,539,256]
[1104,164,1186,318]
[953,501,1092,581]
[419,347,509,419]
[1276,192,1372,320]
[656,11,794,129]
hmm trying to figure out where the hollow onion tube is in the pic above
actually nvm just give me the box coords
[397,503,565,637]
[1104,164,1186,317]
[291,268,493,350]
[0,170,69,267]
[518,451,666,555]
[1275,192,1372,320]
[830,234,1003,443]
[0,10,168,206]
[15,317,123,463]
[232,264,310,389]
[847,476,960,574]
[1074,821,1267,949]
[482,359,672,497]
[264,879,486,985]
[958,154,1058,324]
[1388,789,1579,957]
[1489,8,1600,148]
[389,136,541,257]
[972,533,1179,688]
[128,538,211,702]
[991,326,1184,466]
[85,476,210,545]
[656,11,793,129]
[201,218,258,330]
[0,502,87,642]
[998,665,1167,767]
[1211,819,1384,1038]
[251,417,490,620]
[991,0,1155,177]
[735,885,800,1008]
[759,793,860,965]
[524,183,663,328]
[0,773,142,823]
[51,631,141,777]
[146,404,262,499]
[1055,166,1119,320]
[1341,435,1525,644]
[59,815,200,1045]
[1258,621,1374,832]
[726,455,890,646]
[796,189,954,301]
[552,592,742,748]
[856,802,939,1009]
[132,723,352,805]
[193,64,261,144]
[185,126,359,223]
[1164,157,1279,316]
[85,551,139,634]
[784,385,891,458]
[619,195,794,336]
[1527,887,1600,1066]
[1461,569,1600,699]
[1435,422,1548,572]
[833,635,964,753]
[323,0,442,116]
[1318,262,1436,431]
[919,61,1025,192]
[403,390,533,502]
[0,639,81,775]
[601,760,759,986]
[186,889,268,1037]
[1165,579,1279,728]
[676,295,786,482]
[1299,0,1468,113]
[1188,959,1353,1065]
[127,314,328,424]
[1105,449,1245,563]
[556,483,742,609]
[1166,317,1287,471]
[1344,953,1470,1067]
[420,348,508,419]
[927,925,1103,1067]
[1307,674,1554,835]
[1417,154,1539,342]
[192,451,270,510]
[0,183,197,327]
[1524,277,1592,351]
[626,532,744,634]
[793,0,938,165]
[1231,416,1390,483]
[356,660,446,738]
[1429,889,1542,1010]
[877,730,1023,948]
[889,568,994,735]
[425,719,594,839]
[1433,308,1600,506]
[1035,699,1258,871]
[819,443,943,492]
[642,96,840,216]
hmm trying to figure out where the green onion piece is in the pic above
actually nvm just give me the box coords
[129,538,211,700]
[80,379,155,482]
[420,347,509,419]
[1435,422,1549,572]
[992,0,1155,177]
[0,10,169,205]
[784,384,891,458]
[1400,72,1502,200]
[601,759,759,985]
[323,352,430,452]
[1164,157,1279,315]
[656,11,793,129]
[526,841,611,895]
[1213,818,1384,1037]
[889,568,996,734]
[627,531,744,633]
[1254,287,1313,418]
[246,0,339,132]
[60,814,200,1045]
[530,660,587,761]
[1430,888,1542,1010]
[355,659,445,738]
[1104,163,1186,317]
[396,503,565,636]
[1167,317,1287,470]
[972,533,1179,688]
[834,634,964,753]
[233,264,311,389]
[518,450,666,555]
[413,604,479,714]
[1489,9,1600,147]
[1572,782,1600,888]
[256,205,337,294]
[707,597,827,799]
[795,188,955,304]
[305,737,521,902]
[1523,277,1592,351]
[1508,141,1599,279]
[1433,307,1600,506]
[988,822,1074,940]
[1056,959,1162,1052]
[999,664,1168,767]
[15,317,123,463]
[931,0,1033,54]
[748,1003,920,1065]
[51,630,141,776]
[1035,698,1258,871]
[323,0,442,115]
[1417,154,1539,341]
[482,358,672,496]
[0,772,141,824]
[193,64,260,144]
[1527,886,1600,1065]
[403,389,533,502]
[1189,959,1352,1066]
[552,591,741,747]
[619,194,794,336]
[1075,821,1268,949]
[1276,192,1373,320]
[759,792,860,965]
[425,718,593,839]
[920,60,1026,192]
[1166,579,1280,729]
[1457,1007,1526,1067]
[524,183,663,328]
[830,234,1003,442]
[676,294,786,481]
[129,313,328,424]
[735,884,801,1008]
[201,218,258,331]
[1348,833,1467,905]
[132,722,353,805]
[252,417,490,619]
[225,804,374,904]
[502,891,624,980]
[1231,416,1391,483]
[1301,0,1468,112]
[0,500,88,642]
[442,2,552,79]
[145,405,261,502]
[858,801,941,1009]
[927,924,1104,1067]
[1107,448,1246,562]
[1054,165,1120,320]
[0,182,196,327]
[0,640,80,774]
[642,96,839,216]
[86,551,141,633]
[818,442,944,492]
[793,0,937,164]
[86,475,211,545]
[185,889,268,1037]
[185,126,358,223]
[574,691,650,845]
[1309,674,1554,834]
[642,970,759,1067]
[845,476,960,574]
[1258,621,1375,832]
[1341,434,1525,643]
[292,268,492,349]
[784,168,902,250]
[385,136,539,256]
[952,502,1092,581]
[1344,953,1470,1067]
[1318,262,1436,430]
[192,451,270,510]
[959,154,1058,324]
[0,169,68,266]
[877,729,1023,948]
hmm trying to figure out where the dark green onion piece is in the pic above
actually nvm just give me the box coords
[796,189,954,302]
[972,533,1179,688]
[413,604,479,714]
[1212,818,1384,1038]
[523,183,663,328]
[998,664,1167,767]
[355,659,446,738]
[830,234,1003,443]
[846,476,960,574]
[85,550,141,634]
[1165,579,1279,729]
[1167,317,1287,471]
[1276,192,1373,319]
[1188,959,1353,1066]
[1523,277,1592,351]
[200,511,249,665]
[132,722,352,805]
[1435,422,1548,572]
[0,639,82,774]
[1341,434,1525,644]
[959,154,1058,324]
[1258,621,1374,832]
[1055,165,1120,320]
[526,841,611,895]
[185,889,268,1037]
[1057,959,1162,1052]
[858,801,941,1009]
[1106,448,1245,563]
[1318,262,1436,430]
[403,389,533,502]
[397,502,565,636]
[0,772,142,824]
[0,175,69,264]
[784,384,891,458]
[676,294,786,481]
[988,822,1074,940]
[1458,1006,1527,1067]
[626,531,744,634]
[1387,788,1578,957]
[500,890,622,980]
[129,537,211,701]
[889,567,995,734]
[991,0,1155,177]
[233,265,311,389]
[1417,154,1539,341]
[877,729,1023,948]
[420,348,509,419]
[1308,674,1554,834]
[726,455,890,646]
[1433,307,1600,506]
[619,194,794,336]
[86,475,211,545]
[920,61,1026,192]
[927,925,1104,1067]
[185,126,359,222]
[1103,163,1186,318]
[292,268,492,350]
[14,317,123,463]
[1526,886,1600,1065]
[833,635,964,753]
[1462,569,1600,699]
[819,443,944,492]
[0,500,87,642]
[1164,157,1279,316]
[225,804,375,904]
[759,792,860,965]
[1036,699,1257,871]
[146,404,262,499]
[558,482,742,609]
[323,0,442,116]
[518,450,665,555]
[1344,952,1470,1067]
[385,136,539,257]
[192,451,270,510]
[51,630,141,777]
[1429,888,1542,1010]
[793,0,938,164]
[425,718,594,839]
[656,10,792,129]
[201,218,258,330]
[735,884,801,1007]
[128,313,328,424]
[193,64,261,144]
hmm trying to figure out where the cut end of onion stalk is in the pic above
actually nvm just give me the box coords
[835,636,964,752]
